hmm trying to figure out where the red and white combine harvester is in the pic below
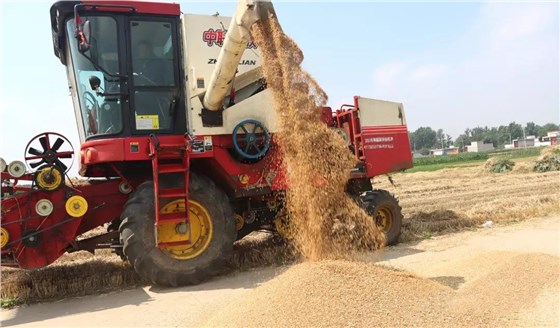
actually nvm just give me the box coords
[0,0,412,286]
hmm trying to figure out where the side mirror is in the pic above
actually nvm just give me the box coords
[89,75,101,92]
[76,20,91,53]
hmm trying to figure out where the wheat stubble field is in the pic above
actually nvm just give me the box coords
[376,158,560,242]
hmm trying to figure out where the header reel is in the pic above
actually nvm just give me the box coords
[24,132,74,173]
[24,132,74,191]
[1,132,75,196]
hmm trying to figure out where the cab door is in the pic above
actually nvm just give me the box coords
[127,18,186,135]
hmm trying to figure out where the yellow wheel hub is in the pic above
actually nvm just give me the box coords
[376,208,393,232]
[36,166,63,191]
[65,195,88,217]
[1,228,9,248]
[158,200,213,260]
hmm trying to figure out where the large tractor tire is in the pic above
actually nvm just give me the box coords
[360,190,403,246]
[119,173,236,287]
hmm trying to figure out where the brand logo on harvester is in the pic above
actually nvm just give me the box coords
[202,28,258,49]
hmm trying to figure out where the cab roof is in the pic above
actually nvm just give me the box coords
[50,1,180,64]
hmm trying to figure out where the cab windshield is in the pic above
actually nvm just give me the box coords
[66,16,122,138]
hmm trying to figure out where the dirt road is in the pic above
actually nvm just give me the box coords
[2,216,559,327]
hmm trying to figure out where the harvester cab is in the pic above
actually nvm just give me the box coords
[0,0,413,286]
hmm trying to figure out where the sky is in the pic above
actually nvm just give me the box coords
[1,1,559,177]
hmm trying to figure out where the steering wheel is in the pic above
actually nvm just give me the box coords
[83,91,99,135]
[232,119,271,160]
[24,132,75,173]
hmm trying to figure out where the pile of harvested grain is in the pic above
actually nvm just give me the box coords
[533,145,560,172]
[483,157,515,173]
[448,253,560,326]
[251,13,384,260]
[205,260,456,327]
[206,253,560,327]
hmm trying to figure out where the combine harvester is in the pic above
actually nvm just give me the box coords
[0,0,413,286]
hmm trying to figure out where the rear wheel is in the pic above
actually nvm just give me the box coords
[360,190,402,245]
[119,173,236,286]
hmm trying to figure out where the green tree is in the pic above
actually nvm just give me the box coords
[507,122,523,139]
[411,127,437,150]
[436,129,445,149]
[445,134,453,148]
[538,123,560,136]
[454,134,470,149]
[469,127,486,141]
[525,122,540,136]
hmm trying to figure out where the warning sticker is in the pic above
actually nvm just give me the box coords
[135,115,159,130]
[192,140,204,153]
[204,136,213,151]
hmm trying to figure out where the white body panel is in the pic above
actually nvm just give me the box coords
[190,89,277,135]
[357,98,406,127]
[181,13,276,135]
[181,14,261,98]
[203,0,271,111]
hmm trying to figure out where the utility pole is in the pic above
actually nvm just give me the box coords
[523,126,527,149]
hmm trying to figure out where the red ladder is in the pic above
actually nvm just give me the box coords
[148,135,191,248]
[350,109,365,160]
[336,105,365,160]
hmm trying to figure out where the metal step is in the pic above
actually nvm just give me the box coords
[159,188,187,199]
[158,163,187,174]
[158,143,186,150]
[159,211,188,223]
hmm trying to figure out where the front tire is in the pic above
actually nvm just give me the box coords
[360,190,403,245]
[119,173,236,287]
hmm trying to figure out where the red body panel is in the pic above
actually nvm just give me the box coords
[81,1,180,16]
[81,135,287,195]
[361,125,413,176]
[335,97,413,177]
[1,178,127,269]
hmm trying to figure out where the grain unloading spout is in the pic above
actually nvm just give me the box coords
[202,0,275,111]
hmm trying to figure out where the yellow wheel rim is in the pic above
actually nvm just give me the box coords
[65,195,88,217]
[235,214,244,231]
[159,200,213,260]
[376,208,393,233]
[274,213,293,239]
[0,228,9,248]
[36,167,63,191]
